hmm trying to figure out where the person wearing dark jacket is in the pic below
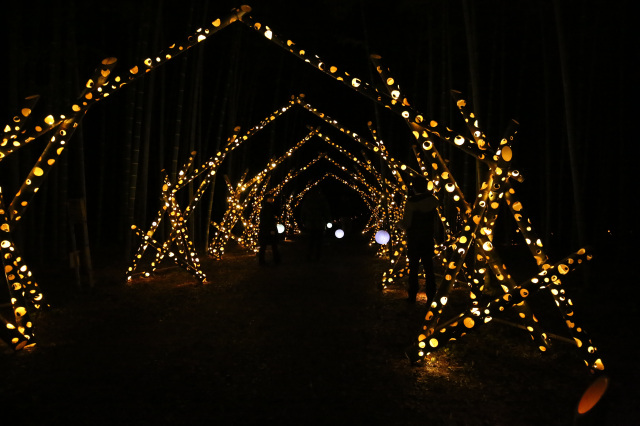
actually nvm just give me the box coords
[397,179,439,303]
[300,188,331,261]
[258,196,281,265]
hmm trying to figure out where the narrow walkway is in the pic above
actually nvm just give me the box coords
[1,235,606,425]
[1,236,430,425]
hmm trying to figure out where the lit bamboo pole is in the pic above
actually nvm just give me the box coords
[371,58,501,298]
[297,105,405,254]
[2,7,251,309]
[127,97,301,279]
[369,58,466,289]
[239,178,272,252]
[161,176,206,283]
[454,105,552,350]
[369,54,492,163]
[370,56,545,345]
[407,172,495,362]
[409,133,556,361]
[147,153,201,272]
[315,129,388,191]
[8,112,83,224]
[127,151,200,280]
[7,3,249,220]
[420,248,600,370]
[297,99,416,177]
[0,95,44,160]
[240,16,491,163]
[6,9,247,210]
[504,185,604,371]
[128,171,207,283]
[0,187,42,349]
[208,172,253,259]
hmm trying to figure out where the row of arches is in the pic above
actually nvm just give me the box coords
[1,6,602,382]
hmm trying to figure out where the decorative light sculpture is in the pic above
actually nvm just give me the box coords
[239,11,603,373]
[1,2,603,379]
[128,95,303,277]
[2,6,251,348]
[375,230,390,245]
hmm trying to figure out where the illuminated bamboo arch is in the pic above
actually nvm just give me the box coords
[237,9,603,373]
[1,6,253,349]
[1,4,603,378]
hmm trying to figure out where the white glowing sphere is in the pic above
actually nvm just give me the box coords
[276,224,285,234]
[326,222,333,229]
[375,230,390,245]
[335,229,344,239]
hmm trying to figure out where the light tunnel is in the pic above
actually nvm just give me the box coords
[0,4,603,381]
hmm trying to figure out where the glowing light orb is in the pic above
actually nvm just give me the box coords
[276,224,285,234]
[335,229,344,239]
[375,230,390,245]
[326,222,333,229]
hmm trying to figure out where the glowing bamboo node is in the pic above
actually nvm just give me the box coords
[501,146,513,161]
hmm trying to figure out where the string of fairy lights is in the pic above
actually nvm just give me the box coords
[1,4,604,378]
[0,6,252,350]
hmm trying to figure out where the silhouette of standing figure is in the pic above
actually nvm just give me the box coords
[398,178,439,303]
[300,188,331,261]
[258,196,281,265]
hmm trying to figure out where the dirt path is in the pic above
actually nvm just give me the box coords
[1,236,632,425]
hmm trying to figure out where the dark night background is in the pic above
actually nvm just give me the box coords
[1,0,637,423]
[1,0,635,259]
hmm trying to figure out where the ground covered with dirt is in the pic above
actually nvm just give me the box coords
[1,235,636,425]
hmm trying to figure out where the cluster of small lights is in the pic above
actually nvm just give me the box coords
[0,188,45,350]
[1,6,252,349]
[1,4,603,377]
[128,96,302,278]
[267,35,603,371]
[208,128,323,259]
[209,173,264,258]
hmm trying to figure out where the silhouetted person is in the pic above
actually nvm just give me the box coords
[258,196,280,265]
[398,178,439,303]
[300,188,331,261]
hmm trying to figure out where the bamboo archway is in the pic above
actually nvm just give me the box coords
[1,5,603,378]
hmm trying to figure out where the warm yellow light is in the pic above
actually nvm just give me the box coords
[577,376,608,415]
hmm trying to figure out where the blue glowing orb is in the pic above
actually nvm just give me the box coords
[375,230,390,245]
[335,229,344,239]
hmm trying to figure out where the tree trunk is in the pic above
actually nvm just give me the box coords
[553,0,585,250]
[187,37,204,245]
[137,3,163,240]
[125,18,151,258]
[462,0,484,195]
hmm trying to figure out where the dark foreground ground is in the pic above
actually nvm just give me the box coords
[1,235,637,425]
